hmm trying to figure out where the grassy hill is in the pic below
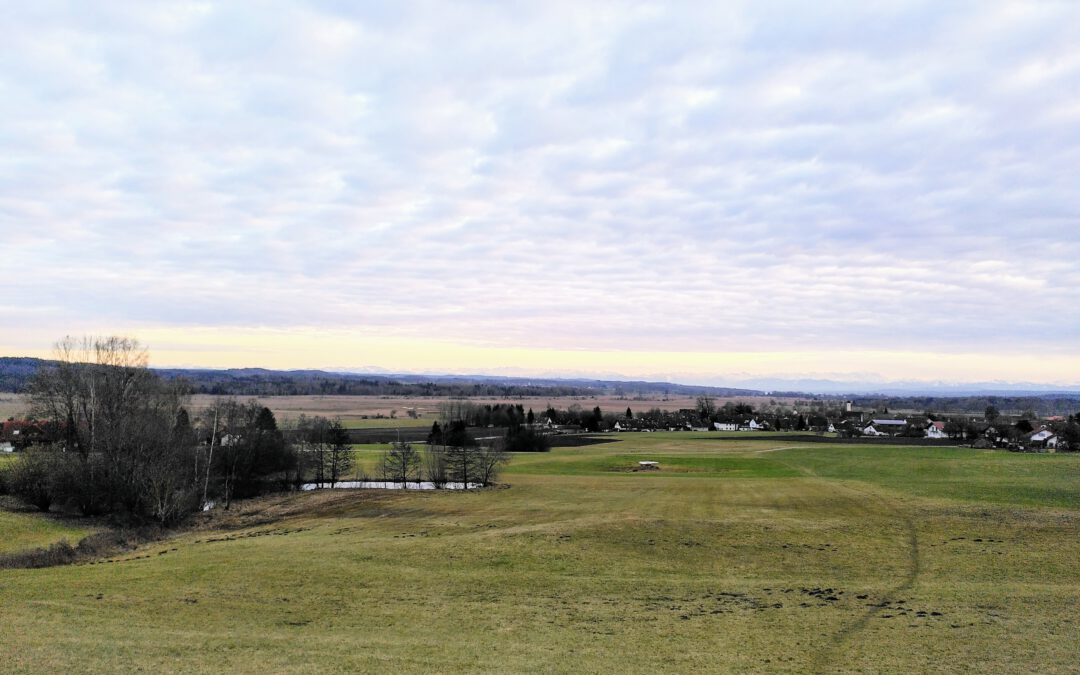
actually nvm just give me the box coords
[1,435,1077,672]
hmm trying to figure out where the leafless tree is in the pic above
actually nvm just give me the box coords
[423,445,448,488]
[325,419,352,488]
[380,440,421,486]
[473,442,509,487]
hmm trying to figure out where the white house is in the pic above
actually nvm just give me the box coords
[714,422,737,431]
[1030,429,1055,443]
[738,419,764,431]
[1029,429,1059,450]
[865,419,907,436]
[0,441,14,453]
[926,421,947,439]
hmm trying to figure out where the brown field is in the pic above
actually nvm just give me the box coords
[186,393,792,423]
[0,395,27,420]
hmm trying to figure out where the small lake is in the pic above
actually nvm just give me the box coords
[300,481,480,491]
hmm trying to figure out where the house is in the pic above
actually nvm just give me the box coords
[1029,429,1059,450]
[864,419,907,436]
[926,421,947,439]
[1030,428,1055,443]
[738,419,764,431]
[0,420,47,451]
[714,422,737,431]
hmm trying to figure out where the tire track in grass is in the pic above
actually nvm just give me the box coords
[809,481,920,674]
[764,448,920,674]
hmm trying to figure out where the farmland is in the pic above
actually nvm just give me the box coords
[1,434,1078,672]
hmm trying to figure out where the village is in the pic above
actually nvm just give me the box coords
[541,398,1077,453]
[4,396,1077,455]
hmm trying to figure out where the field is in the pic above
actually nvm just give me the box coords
[1,434,1078,672]
[0,394,26,420]
[184,394,785,423]
[0,454,98,555]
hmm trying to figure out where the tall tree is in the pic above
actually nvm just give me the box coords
[380,440,421,486]
[695,395,715,421]
[326,420,353,488]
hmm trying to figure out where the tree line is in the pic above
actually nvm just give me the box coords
[376,428,507,487]
[0,337,502,526]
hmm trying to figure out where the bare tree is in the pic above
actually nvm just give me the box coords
[444,444,477,488]
[695,395,716,421]
[423,445,448,488]
[200,399,290,508]
[380,440,420,486]
[326,419,352,488]
[473,442,509,487]
[295,415,330,488]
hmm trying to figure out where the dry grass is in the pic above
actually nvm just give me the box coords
[0,436,1077,673]
[186,393,788,421]
[0,394,28,420]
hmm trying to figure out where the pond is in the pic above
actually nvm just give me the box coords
[299,481,481,491]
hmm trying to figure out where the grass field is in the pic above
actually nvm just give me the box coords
[1,455,99,555]
[0,507,95,556]
[1,434,1078,673]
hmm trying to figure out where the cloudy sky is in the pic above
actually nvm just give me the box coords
[2,1,1079,386]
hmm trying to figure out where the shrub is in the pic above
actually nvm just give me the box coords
[504,427,551,453]
[49,453,114,516]
[0,539,77,569]
[6,449,60,512]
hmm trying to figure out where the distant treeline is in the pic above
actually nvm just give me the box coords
[0,357,760,399]
[4,357,1078,411]
[850,395,1080,416]
[0,357,41,392]
[157,370,592,398]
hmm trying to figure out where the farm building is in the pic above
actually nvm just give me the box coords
[863,419,907,436]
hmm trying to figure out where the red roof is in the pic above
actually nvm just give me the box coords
[0,420,45,438]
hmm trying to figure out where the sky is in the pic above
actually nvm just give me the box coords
[2,1,1079,388]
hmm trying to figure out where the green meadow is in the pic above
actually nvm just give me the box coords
[1,434,1078,673]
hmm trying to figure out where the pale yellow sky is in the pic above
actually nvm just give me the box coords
[7,326,1073,387]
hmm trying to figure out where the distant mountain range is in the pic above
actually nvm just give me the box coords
[718,376,1080,397]
[0,357,761,398]
[3,356,1079,401]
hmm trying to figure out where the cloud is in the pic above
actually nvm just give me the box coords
[2,1,1079,378]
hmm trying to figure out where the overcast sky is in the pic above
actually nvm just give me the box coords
[2,1,1079,385]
